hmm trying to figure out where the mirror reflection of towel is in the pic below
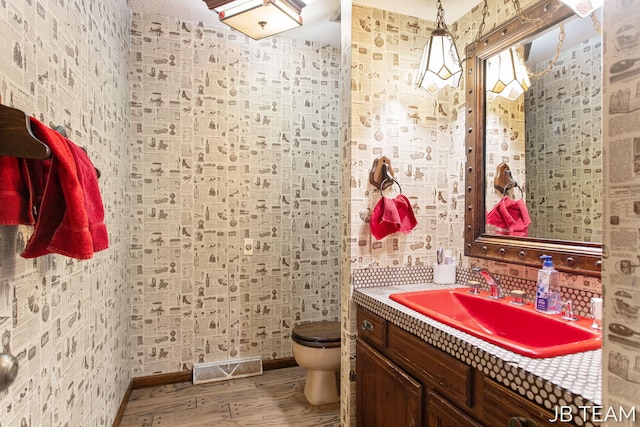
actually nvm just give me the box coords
[370,194,417,240]
[486,196,531,236]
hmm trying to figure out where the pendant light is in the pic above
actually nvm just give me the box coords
[204,0,306,40]
[559,0,603,17]
[415,0,462,94]
[486,47,531,101]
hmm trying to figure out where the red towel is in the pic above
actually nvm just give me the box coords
[486,196,531,236]
[21,118,108,259]
[0,156,35,225]
[370,194,418,240]
[395,194,418,233]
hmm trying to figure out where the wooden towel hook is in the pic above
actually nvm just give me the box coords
[0,104,51,159]
[494,162,517,195]
[369,156,395,190]
[0,102,101,179]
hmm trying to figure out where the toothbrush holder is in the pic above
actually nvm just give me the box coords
[433,263,456,285]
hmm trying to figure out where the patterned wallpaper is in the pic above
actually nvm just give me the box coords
[0,0,131,426]
[602,0,640,419]
[129,12,341,375]
[525,33,603,242]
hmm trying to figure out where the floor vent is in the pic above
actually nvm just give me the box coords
[192,356,263,385]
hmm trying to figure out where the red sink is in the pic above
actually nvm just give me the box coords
[389,288,602,358]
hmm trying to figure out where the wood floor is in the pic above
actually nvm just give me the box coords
[119,366,341,427]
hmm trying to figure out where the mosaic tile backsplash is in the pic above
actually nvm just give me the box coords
[0,0,132,426]
[129,12,341,375]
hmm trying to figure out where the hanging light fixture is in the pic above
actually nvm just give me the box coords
[485,47,531,101]
[415,0,462,94]
[204,0,306,40]
[559,0,602,18]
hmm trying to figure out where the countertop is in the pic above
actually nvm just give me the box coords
[353,282,602,410]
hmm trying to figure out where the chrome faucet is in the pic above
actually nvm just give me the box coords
[473,267,503,299]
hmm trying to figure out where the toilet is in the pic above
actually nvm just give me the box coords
[292,320,341,405]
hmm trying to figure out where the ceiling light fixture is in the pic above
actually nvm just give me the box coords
[559,0,602,17]
[204,0,306,40]
[415,0,462,94]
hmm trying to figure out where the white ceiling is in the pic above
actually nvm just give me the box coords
[129,0,479,45]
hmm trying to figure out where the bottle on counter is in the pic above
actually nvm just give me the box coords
[535,255,562,314]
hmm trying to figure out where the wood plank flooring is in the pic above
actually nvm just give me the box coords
[119,366,340,427]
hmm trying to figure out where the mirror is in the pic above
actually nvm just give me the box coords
[465,0,602,276]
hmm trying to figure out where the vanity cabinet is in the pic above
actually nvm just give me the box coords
[356,306,568,427]
[356,340,422,427]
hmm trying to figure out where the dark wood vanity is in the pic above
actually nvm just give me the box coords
[356,305,574,427]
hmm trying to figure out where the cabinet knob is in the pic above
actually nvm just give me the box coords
[361,320,374,331]
[509,416,539,427]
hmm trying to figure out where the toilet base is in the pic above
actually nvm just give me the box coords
[303,369,339,406]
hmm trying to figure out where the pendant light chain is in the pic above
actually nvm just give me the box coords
[511,0,543,23]
[435,0,448,30]
[590,12,602,35]
[528,22,565,80]
[461,0,489,62]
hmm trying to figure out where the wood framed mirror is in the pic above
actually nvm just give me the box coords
[464,0,602,276]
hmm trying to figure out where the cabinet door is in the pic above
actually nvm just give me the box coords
[428,391,483,427]
[357,339,422,427]
[483,378,558,427]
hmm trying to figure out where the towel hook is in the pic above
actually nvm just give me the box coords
[0,104,51,159]
[369,156,396,190]
[379,167,402,196]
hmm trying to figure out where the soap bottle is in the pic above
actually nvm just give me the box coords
[535,255,562,314]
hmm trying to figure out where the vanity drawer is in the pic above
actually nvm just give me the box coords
[356,307,387,350]
[483,377,558,427]
[388,324,473,408]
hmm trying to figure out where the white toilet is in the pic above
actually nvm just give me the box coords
[292,320,341,405]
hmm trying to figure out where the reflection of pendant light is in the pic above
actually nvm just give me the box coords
[559,0,602,17]
[204,0,306,40]
[486,47,531,101]
[415,0,462,94]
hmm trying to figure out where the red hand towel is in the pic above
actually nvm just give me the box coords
[395,194,418,233]
[370,196,401,240]
[21,118,108,259]
[370,194,418,240]
[486,196,531,236]
[0,156,35,225]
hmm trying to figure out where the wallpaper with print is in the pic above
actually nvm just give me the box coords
[0,0,131,426]
[129,11,341,375]
[602,0,640,420]
[525,34,603,242]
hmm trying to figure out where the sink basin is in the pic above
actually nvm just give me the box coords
[389,287,601,358]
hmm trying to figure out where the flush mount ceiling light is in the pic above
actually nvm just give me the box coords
[486,47,531,101]
[204,0,306,40]
[415,0,462,94]
[559,0,602,17]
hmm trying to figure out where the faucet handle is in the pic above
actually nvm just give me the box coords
[467,280,481,294]
[510,290,526,306]
[562,299,579,321]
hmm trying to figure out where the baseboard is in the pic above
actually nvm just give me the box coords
[263,356,297,371]
[131,370,193,389]
[111,380,133,427]
[111,357,298,427]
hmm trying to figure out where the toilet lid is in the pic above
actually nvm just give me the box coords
[292,321,341,347]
